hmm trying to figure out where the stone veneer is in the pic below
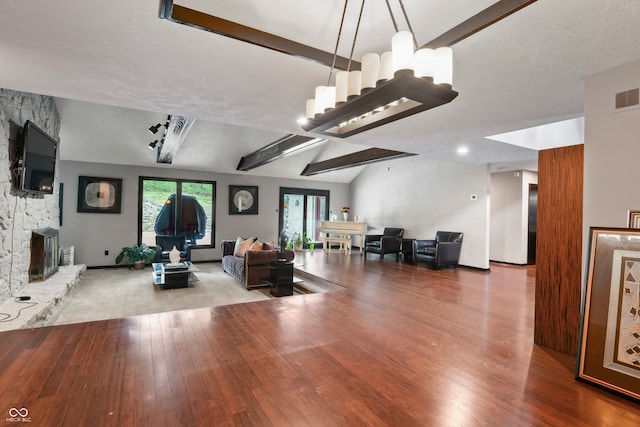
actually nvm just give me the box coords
[0,89,60,304]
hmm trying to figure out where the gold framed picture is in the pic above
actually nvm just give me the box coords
[628,210,640,228]
[577,227,640,401]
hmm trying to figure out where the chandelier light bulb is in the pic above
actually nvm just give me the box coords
[361,53,380,91]
[392,31,414,73]
[306,99,316,119]
[335,71,349,104]
[314,86,327,115]
[325,86,336,111]
[434,47,453,85]
[414,48,435,79]
[377,51,394,83]
[347,71,361,99]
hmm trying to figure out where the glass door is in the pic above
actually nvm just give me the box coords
[279,187,329,248]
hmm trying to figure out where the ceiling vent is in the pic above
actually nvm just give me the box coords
[614,88,639,111]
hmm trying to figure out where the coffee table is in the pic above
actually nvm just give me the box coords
[152,261,198,289]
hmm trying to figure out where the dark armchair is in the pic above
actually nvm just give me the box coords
[364,227,404,261]
[413,231,463,270]
[154,235,192,263]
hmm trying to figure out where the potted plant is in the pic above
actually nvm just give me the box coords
[291,232,303,251]
[115,244,156,269]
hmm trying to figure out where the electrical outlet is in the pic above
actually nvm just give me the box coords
[104,250,109,256]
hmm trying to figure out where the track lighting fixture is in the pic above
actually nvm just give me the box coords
[148,140,159,150]
[148,123,162,134]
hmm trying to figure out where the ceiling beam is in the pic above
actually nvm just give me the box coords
[422,0,537,48]
[156,115,196,164]
[160,0,537,72]
[237,134,327,171]
[159,0,360,71]
[301,148,416,176]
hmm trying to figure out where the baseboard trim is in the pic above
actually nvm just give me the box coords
[489,260,530,267]
[87,264,125,270]
[459,264,491,272]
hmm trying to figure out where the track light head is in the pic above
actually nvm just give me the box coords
[148,140,158,150]
[148,123,162,134]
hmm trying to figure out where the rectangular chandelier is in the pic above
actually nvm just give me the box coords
[301,70,458,138]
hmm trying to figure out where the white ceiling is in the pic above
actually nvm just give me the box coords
[1,0,639,183]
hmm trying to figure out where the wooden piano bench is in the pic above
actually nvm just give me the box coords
[324,237,351,254]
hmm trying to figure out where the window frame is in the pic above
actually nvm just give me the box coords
[137,176,216,248]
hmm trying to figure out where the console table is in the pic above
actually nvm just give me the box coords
[152,261,198,289]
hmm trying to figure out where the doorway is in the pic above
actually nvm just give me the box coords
[527,183,538,265]
[279,187,329,247]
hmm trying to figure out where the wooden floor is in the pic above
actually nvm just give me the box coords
[1,253,640,426]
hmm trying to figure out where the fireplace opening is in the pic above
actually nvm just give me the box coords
[30,227,59,282]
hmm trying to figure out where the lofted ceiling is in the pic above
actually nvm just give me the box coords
[1,0,639,183]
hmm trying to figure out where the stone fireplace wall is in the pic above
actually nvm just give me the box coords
[0,89,60,304]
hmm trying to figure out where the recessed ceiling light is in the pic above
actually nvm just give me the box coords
[296,116,308,125]
[457,146,469,155]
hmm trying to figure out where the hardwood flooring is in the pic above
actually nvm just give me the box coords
[1,252,639,426]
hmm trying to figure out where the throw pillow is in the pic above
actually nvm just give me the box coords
[262,242,276,250]
[250,240,263,251]
[234,237,255,257]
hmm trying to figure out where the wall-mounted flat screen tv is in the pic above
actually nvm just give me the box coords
[20,120,58,194]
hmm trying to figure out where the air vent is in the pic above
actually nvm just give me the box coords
[615,88,639,110]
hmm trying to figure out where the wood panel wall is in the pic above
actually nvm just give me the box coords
[535,144,583,356]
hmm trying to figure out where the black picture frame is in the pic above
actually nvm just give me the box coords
[77,176,122,213]
[229,185,258,215]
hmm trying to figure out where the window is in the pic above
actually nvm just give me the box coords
[138,177,216,247]
[279,187,329,245]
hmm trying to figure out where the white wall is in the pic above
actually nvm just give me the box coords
[490,170,538,264]
[350,155,490,269]
[58,160,349,266]
[583,59,640,266]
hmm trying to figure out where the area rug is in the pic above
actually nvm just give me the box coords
[45,262,337,326]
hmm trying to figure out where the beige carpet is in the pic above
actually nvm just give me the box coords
[45,262,320,326]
